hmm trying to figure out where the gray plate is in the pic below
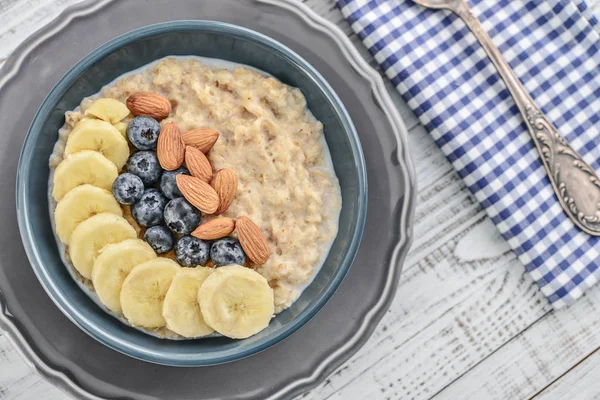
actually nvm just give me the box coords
[0,0,416,399]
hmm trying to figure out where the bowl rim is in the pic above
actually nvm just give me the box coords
[16,20,367,366]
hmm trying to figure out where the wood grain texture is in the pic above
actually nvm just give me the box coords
[0,332,65,399]
[436,290,600,399]
[533,347,600,400]
[1,0,600,399]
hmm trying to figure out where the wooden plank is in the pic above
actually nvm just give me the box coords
[532,347,600,400]
[302,221,549,400]
[0,332,65,399]
[433,288,600,400]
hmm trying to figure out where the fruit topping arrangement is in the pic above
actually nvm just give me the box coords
[51,92,275,339]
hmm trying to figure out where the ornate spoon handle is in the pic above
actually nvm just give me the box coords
[455,1,600,236]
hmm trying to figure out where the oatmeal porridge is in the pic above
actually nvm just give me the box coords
[49,56,342,339]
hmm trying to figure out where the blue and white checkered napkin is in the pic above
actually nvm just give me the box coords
[338,0,600,308]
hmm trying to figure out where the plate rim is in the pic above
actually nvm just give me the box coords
[0,0,417,398]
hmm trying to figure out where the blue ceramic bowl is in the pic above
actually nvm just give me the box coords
[16,21,367,366]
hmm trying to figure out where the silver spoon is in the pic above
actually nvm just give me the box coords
[412,0,600,236]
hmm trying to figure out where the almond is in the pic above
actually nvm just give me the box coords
[176,174,219,214]
[126,92,171,120]
[185,146,212,182]
[211,169,238,215]
[182,128,219,153]
[157,122,185,171]
[236,216,270,265]
[192,218,235,240]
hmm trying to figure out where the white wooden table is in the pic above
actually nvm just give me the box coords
[3,0,600,399]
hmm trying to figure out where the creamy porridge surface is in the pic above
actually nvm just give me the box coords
[52,57,342,313]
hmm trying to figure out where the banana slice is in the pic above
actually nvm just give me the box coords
[120,258,180,328]
[85,98,130,124]
[54,184,122,244]
[162,268,214,338]
[113,121,128,137]
[92,239,157,314]
[64,119,129,170]
[52,150,118,201]
[198,265,274,339]
[69,213,137,279]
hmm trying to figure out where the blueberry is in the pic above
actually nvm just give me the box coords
[160,167,189,199]
[210,238,246,267]
[175,236,210,267]
[163,198,200,235]
[144,225,174,254]
[112,173,144,205]
[131,189,167,227]
[127,151,162,185]
[127,116,161,150]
